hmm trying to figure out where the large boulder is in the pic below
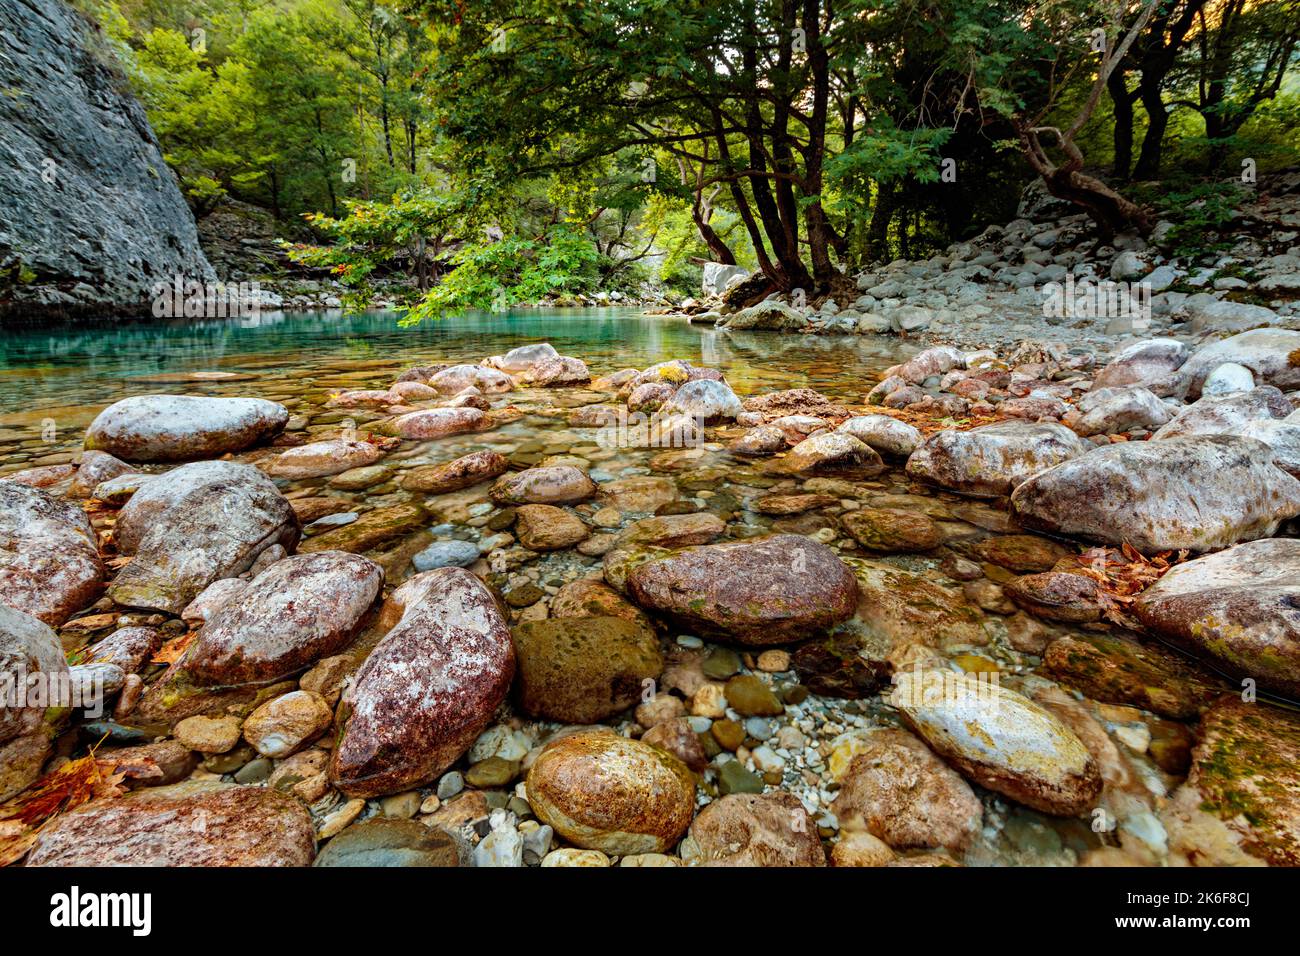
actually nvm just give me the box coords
[108,461,299,614]
[1073,386,1173,436]
[890,669,1102,816]
[0,482,102,625]
[0,605,68,801]
[85,395,288,462]
[626,534,858,645]
[784,432,884,478]
[26,782,315,866]
[522,355,591,387]
[1134,539,1300,698]
[906,421,1090,498]
[485,343,559,373]
[1090,338,1188,395]
[1011,435,1300,553]
[718,300,809,331]
[1150,386,1290,440]
[511,617,663,723]
[1178,328,1300,399]
[526,730,695,854]
[837,415,922,457]
[181,551,382,687]
[662,378,743,422]
[701,262,751,296]
[330,568,515,798]
[1166,697,1300,866]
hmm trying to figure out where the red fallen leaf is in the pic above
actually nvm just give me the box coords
[0,754,129,866]
[151,630,195,665]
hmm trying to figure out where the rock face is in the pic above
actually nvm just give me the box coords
[685,792,825,866]
[1011,435,1300,553]
[511,617,663,723]
[109,461,299,614]
[0,0,213,317]
[182,552,382,687]
[1134,539,1300,698]
[330,568,514,798]
[85,395,288,462]
[1176,697,1300,866]
[891,669,1102,816]
[0,605,68,801]
[26,782,315,866]
[626,534,859,644]
[907,422,1089,498]
[0,482,102,625]
[830,728,983,852]
[526,731,695,854]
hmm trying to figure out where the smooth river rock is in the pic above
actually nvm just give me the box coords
[906,421,1090,498]
[626,534,859,644]
[268,438,385,479]
[489,465,597,505]
[109,461,299,614]
[1178,328,1300,399]
[0,605,69,800]
[1011,435,1300,553]
[830,728,983,852]
[1134,538,1300,698]
[511,616,663,723]
[837,415,923,457]
[182,551,382,687]
[0,482,102,625]
[401,450,509,493]
[391,407,486,440]
[85,394,288,462]
[526,730,695,854]
[26,782,315,866]
[890,668,1103,816]
[330,568,515,798]
[684,791,825,866]
[1150,386,1291,441]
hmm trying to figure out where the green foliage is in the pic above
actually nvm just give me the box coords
[401,226,603,324]
[1146,181,1248,260]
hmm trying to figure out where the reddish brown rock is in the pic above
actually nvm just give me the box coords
[0,606,69,801]
[0,482,102,626]
[330,568,515,798]
[26,783,315,866]
[685,792,825,866]
[830,729,983,852]
[391,407,486,440]
[183,551,382,687]
[401,450,509,493]
[626,534,858,645]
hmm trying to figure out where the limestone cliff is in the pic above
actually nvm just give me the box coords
[0,0,213,318]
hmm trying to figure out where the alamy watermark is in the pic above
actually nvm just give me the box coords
[1,665,108,718]
[595,410,707,449]
[152,275,264,319]
[1041,275,1152,330]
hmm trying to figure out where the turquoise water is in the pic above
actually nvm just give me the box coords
[0,307,914,413]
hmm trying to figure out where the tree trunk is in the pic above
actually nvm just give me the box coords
[866,182,896,262]
[1108,69,1137,179]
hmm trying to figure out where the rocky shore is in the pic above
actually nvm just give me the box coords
[3,330,1300,869]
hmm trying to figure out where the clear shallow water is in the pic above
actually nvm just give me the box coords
[0,307,915,414]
